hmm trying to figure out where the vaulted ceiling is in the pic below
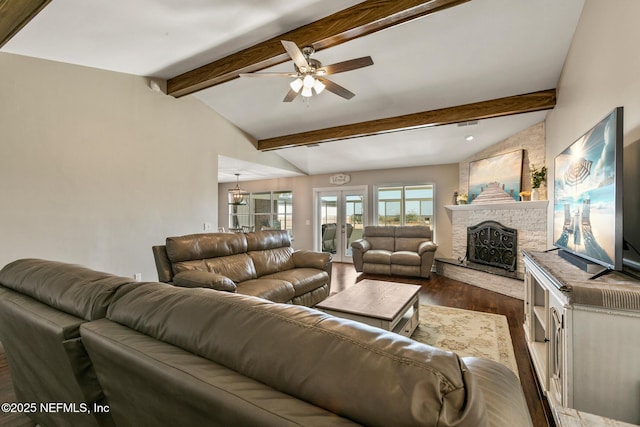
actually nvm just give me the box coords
[1,0,585,182]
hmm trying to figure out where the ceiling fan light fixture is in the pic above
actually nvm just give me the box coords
[313,79,326,94]
[301,86,313,97]
[289,78,303,93]
[302,75,315,88]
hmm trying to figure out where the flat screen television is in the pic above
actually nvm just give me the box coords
[553,107,623,272]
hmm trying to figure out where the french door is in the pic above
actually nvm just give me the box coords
[315,186,367,263]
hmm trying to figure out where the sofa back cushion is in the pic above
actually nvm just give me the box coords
[245,230,291,251]
[106,283,487,427]
[166,233,248,264]
[205,254,257,283]
[395,225,433,252]
[363,226,396,252]
[245,230,295,276]
[250,247,295,277]
[0,258,133,320]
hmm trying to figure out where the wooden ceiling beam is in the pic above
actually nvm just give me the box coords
[167,0,471,97]
[257,89,557,151]
[0,0,51,48]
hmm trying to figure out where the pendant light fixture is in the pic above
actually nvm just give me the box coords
[228,173,248,205]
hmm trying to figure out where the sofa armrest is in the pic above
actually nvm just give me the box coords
[173,271,237,292]
[418,241,438,255]
[152,245,174,283]
[350,239,371,252]
[292,250,332,270]
[462,357,533,427]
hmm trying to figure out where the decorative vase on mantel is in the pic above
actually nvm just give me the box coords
[531,188,540,201]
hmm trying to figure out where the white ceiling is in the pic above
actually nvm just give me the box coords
[2,0,585,182]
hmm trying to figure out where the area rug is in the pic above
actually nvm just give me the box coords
[411,304,519,376]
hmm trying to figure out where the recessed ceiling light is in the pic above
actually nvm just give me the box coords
[465,135,474,141]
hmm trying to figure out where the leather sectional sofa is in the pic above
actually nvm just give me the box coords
[351,226,438,278]
[153,230,331,307]
[0,258,533,427]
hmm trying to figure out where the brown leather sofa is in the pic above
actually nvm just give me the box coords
[0,259,131,427]
[351,226,438,278]
[153,230,331,307]
[1,258,533,427]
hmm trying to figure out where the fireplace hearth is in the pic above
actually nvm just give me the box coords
[463,220,517,272]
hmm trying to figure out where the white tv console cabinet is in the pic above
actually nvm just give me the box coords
[522,250,640,426]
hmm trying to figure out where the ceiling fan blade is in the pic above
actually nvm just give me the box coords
[317,78,355,100]
[239,72,297,78]
[321,56,374,75]
[281,40,310,70]
[283,88,300,102]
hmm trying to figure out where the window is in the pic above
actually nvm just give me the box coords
[229,191,293,234]
[377,184,433,227]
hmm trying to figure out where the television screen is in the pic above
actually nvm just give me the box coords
[553,107,623,271]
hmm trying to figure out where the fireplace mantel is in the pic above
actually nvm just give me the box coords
[445,200,548,211]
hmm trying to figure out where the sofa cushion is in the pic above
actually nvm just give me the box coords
[291,250,331,270]
[245,230,291,251]
[172,259,207,275]
[263,269,330,297]
[166,233,248,263]
[105,284,487,427]
[235,279,295,303]
[395,226,433,252]
[0,258,133,321]
[363,249,392,265]
[249,247,296,277]
[390,264,421,277]
[363,227,396,252]
[202,254,256,283]
[390,251,421,266]
[173,271,237,292]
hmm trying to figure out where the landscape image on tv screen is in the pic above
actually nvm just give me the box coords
[553,108,622,270]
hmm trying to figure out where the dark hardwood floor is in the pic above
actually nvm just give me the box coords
[0,264,552,427]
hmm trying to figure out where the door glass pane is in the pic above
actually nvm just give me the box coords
[345,194,364,256]
[320,196,337,253]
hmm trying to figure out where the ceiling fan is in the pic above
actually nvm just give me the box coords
[239,40,373,102]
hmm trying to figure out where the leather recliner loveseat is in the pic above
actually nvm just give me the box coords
[351,225,438,278]
[0,258,533,427]
[153,230,331,307]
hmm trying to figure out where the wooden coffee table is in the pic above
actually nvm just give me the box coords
[315,279,421,337]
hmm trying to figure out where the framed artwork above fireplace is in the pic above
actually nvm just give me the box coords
[468,149,523,202]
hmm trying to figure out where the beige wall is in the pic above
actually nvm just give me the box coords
[545,0,640,245]
[0,52,291,280]
[218,164,459,258]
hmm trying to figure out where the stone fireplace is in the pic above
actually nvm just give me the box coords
[436,200,548,299]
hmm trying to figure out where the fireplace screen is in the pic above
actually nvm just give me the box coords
[466,221,517,272]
